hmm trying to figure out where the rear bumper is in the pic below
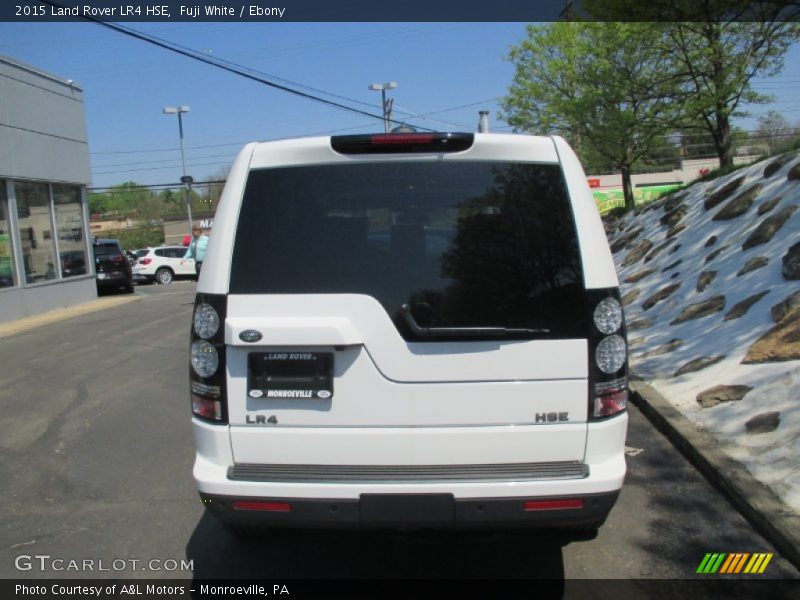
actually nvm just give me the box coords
[96,271,131,287]
[192,413,627,530]
[200,490,619,530]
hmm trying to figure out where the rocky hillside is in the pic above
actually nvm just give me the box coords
[605,152,800,511]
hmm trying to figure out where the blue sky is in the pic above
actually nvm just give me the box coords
[0,21,798,189]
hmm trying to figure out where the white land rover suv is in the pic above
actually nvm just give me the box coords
[190,132,628,534]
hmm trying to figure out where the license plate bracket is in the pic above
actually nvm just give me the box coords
[360,494,455,527]
[247,352,333,400]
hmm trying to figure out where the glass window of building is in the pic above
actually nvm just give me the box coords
[53,184,87,278]
[0,181,16,288]
[15,181,57,284]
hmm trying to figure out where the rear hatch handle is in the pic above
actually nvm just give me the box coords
[400,304,549,338]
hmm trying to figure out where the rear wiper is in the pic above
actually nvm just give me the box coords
[400,304,550,338]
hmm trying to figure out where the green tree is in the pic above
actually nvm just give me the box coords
[103,181,152,217]
[88,192,111,216]
[204,165,230,212]
[502,22,681,209]
[584,0,799,169]
[755,110,797,154]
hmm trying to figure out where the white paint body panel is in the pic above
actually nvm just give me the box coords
[226,345,588,428]
[552,136,619,289]
[226,294,588,382]
[193,414,628,499]
[192,133,627,502]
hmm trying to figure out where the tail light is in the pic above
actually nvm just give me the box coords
[331,132,474,154]
[109,254,125,265]
[141,258,152,265]
[190,293,227,423]
[587,288,628,420]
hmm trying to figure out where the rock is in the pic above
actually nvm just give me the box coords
[745,412,780,434]
[610,227,643,253]
[787,163,800,181]
[724,291,770,321]
[670,295,726,325]
[742,205,798,251]
[736,256,769,277]
[642,283,681,311]
[645,240,674,263]
[770,290,800,323]
[663,193,685,213]
[666,222,686,239]
[764,155,792,178]
[781,241,800,280]
[621,288,641,307]
[661,259,682,273]
[742,309,800,363]
[624,269,655,284]
[712,183,762,221]
[641,338,683,358]
[704,235,718,248]
[660,205,687,228]
[704,176,745,211]
[705,245,729,263]
[696,271,717,293]
[669,243,682,254]
[627,318,652,331]
[756,196,781,216]
[696,384,752,409]
[674,355,726,377]
[622,239,653,267]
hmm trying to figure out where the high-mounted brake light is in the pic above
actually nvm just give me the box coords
[331,132,474,155]
[371,133,435,145]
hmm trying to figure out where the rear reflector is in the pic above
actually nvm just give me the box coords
[233,501,291,512]
[593,389,628,419]
[331,132,474,154]
[524,499,584,511]
[191,395,222,421]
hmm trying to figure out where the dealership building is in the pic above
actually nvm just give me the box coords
[0,55,95,323]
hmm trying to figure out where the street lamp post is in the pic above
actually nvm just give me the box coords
[163,105,193,237]
[368,82,397,133]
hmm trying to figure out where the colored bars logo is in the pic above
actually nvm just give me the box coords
[696,553,773,574]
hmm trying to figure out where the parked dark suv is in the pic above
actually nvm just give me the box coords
[92,238,133,294]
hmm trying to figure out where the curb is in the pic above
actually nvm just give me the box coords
[0,294,141,339]
[629,379,800,572]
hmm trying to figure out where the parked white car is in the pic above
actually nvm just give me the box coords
[132,245,194,284]
[190,132,628,536]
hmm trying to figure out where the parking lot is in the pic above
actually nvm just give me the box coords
[0,281,797,586]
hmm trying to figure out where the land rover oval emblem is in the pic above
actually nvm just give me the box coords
[239,330,262,343]
[317,390,332,399]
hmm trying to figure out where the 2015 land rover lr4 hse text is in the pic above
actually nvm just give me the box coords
[189,132,628,535]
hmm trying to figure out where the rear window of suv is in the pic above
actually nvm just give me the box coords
[93,242,122,257]
[230,161,586,340]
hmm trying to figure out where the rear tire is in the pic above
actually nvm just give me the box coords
[123,283,134,294]
[155,268,173,284]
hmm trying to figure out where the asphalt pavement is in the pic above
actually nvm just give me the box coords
[0,281,797,592]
